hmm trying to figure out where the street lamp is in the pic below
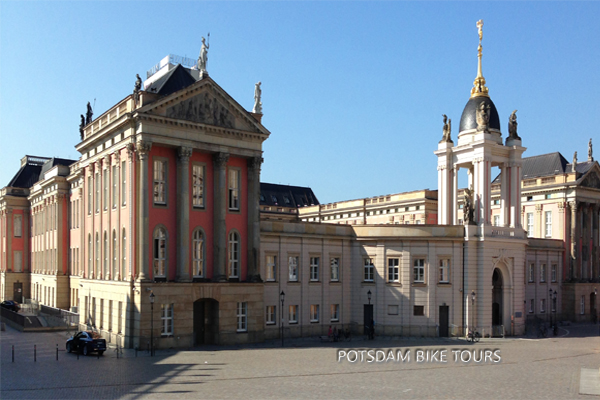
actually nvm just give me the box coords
[471,291,476,334]
[367,290,372,305]
[149,291,155,357]
[280,291,285,347]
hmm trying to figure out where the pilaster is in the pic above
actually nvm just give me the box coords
[137,140,152,281]
[213,152,229,282]
[247,156,263,282]
[177,146,193,282]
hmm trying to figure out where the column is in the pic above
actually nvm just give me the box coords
[569,201,578,280]
[247,156,263,282]
[535,204,543,238]
[177,146,192,282]
[593,204,599,280]
[137,140,152,281]
[213,152,229,282]
[452,167,458,225]
[500,163,508,227]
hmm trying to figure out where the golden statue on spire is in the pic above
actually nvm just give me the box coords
[471,19,489,98]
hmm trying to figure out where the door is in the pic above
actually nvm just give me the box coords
[439,305,449,337]
[363,304,373,336]
[13,282,23,303]
[193,300,206,345]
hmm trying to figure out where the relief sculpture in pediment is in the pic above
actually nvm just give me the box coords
[166,92,234,129]
[581,171,600,189]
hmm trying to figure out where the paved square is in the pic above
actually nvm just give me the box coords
[1,325,599,399]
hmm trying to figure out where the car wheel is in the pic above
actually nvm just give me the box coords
[98,351,104,356]
[83,345,89,356]
[66,342,72,353]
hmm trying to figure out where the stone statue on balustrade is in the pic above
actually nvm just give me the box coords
[463,186,475,225]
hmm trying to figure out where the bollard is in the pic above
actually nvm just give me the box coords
[12,345,14,363]
[34,345,36,362]
[56,344,59,361]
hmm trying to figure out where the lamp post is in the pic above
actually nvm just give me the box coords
[471,291,476,333]
[549,288,553,327]
[367,290,372,305]
[280,291,285,347]
[149,291,155,357]
[553,290,557,336]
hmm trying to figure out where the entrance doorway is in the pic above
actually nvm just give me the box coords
[13,282,23,303]
[591,292,597,324]
[193,299,219,345]
[439,305,449,337]
[363,304,373,336]
[492,269,503,336]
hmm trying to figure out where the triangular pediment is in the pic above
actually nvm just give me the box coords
[578,163,600,189]
[139,76,268,135]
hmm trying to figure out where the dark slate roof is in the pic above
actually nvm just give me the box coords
[459,96,501,133]
[145,64,197,97]
[493,152,572,183]
[575,161,594,175]
[7,164,44,189]
[40,157,77,177]
[260,183,319,208]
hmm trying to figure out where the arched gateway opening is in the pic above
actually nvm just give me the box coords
[492,269,503,336]
[193,299,219,345]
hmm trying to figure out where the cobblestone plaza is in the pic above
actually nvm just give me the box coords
[1,325,598,399]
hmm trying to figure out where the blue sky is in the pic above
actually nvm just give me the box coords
[1,2,599,204]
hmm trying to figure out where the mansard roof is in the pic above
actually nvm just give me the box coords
[260,183,320,208]
[521,152,569,179]
[145,64,197,97]
[5,156,52,189]
[40,157,77,177]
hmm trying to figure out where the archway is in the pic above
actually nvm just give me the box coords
[492,269,503,335]
[193,298,219,345]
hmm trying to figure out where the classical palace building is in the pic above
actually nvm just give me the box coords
[1,22,598,348]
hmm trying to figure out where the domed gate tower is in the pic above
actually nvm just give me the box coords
[434,20,528,335]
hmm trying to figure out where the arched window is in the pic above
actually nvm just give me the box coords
[88,234,92,279]
[103,231,108,279]
[228,231,240,278]
[95,233,99,279]
[122,228,127,280]
[192,229,204,278]
[153,227,167,279]
[112,230,117,280]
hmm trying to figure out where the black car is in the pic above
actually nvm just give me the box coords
[66,331,107,356]
[0,300,20,312]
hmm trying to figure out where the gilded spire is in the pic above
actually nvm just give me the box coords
[470,19,489,98]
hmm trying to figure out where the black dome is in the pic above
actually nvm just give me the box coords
[458,96,501,133]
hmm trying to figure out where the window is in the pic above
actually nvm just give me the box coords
[95,233,99,277]
[580,296,585,315]
[493,215,500,227]
[192,164,205,208]
[228,168,240,211]
[153,160,167,205]
[388,258,399,282]
[364,258,374,282]
[413,305,424,316]
[388,305,399,315]
[95,172,100,213]
[288,256,299,282]
[99,299,104,328]
[330,304,339,321]
[289,305,298,323]
[266,305,276,325]
[266,255,277,281]
[544,211,552,237]
[529,299,534,313]
[237,302,248,332]
[552,296,557,312]
[192,229,204,277]
[161,304,174,336]
[14,214,22,237]
[540,264,546,283]
[540,299,546,313]
[108,300,113,331]
[310,257,320,281]
[528,263,534,282]
[112,165,118,208]
[103,231,108,279]
[439,258,450,283]
[122,229,127,280]
[88,234,92,277]
[310,304,320,322]
[551,264,557,282]
[413,258,425,283]
[228,231,240,278]
[103,169,108,211]
[112,230,117,279]
[526,212,534,237]
[88,176,92,214]
[13,251,22,272]
[330,257,339,281]
[121,161,127,206]
[153,227,167,278]
[118,301,123,333]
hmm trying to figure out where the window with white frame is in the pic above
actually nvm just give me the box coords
[161,303,174,336]
[153,160,167,205]
[266,255,277,281]
[551,264,557,282]
[540,299,546,313]
[14,214,22,237]
[310,304,320,322]
[88,176,92,214]
[103,170,108,211]
[526,212,534,237]
[95,172,100,213]
[330,257,339,281]
[121,161,127,206]
[153,227,167,278]
[544,211,552,237]
[330,304,339,322]
[540,264,546,283]
[388,258,399,282]
[364,258,374,282]
[529,299,534,313]
[122,229,126,280]
[266,305,276,325]
[528,263,534,282]
[192,164,205,208]
[228,231,240,278]
[88,234,92,275]
[413,258,425,283]
[289,305,298,323]
[192,229,204,277]
[228,168,240,211]
[493,215,500,227]
[439,258,450,283]
[237,302,248,332]
[288,256,299,282]
[112,230,117,279]
[103,231,108,278]
[112,165,118,209]
[580,295,585,314]
[310,257,320,281]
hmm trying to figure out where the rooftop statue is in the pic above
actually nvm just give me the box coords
[463,186,475,225]
[85,102,93,125]
[475,101,490,132]
[134,74,142,104]
[572,151,578,173]
[79,115,85,140]
[253,81,262,114]
[441,114,452,142]
[588,138,593,161]
[507,110,521,141]
[198,34,210,75]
